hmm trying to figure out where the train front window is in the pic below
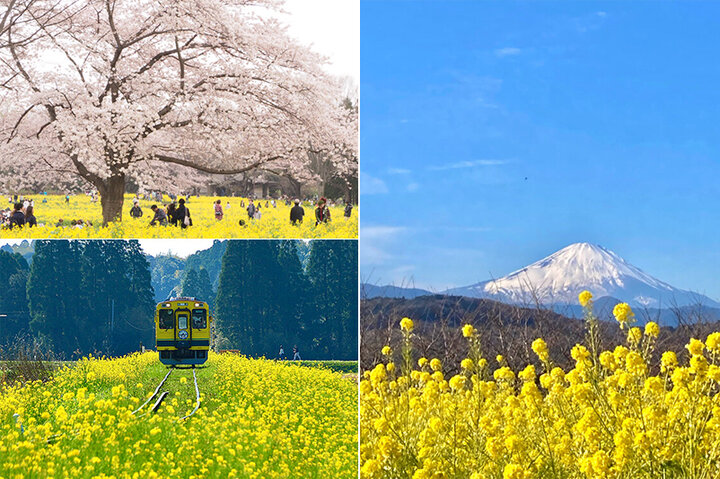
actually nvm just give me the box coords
[159,310,174,329]
[177,314,188,330]
[192,309,207,329]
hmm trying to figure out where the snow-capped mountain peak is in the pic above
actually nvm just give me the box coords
[446,242,718,308]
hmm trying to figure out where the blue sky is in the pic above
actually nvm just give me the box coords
[360,1,720,300]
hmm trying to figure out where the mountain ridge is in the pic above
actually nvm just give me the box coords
[363,243,720,322]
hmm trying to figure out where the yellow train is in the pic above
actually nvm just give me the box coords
[155,297,212,366]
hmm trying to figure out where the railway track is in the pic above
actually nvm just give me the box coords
[133,367,201,420]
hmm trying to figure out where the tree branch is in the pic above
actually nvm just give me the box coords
[153,154,285,175]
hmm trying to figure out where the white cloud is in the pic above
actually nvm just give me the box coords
[360,172,389,195]
[428,159,509,171]
[361,225,407,265]
[407,182,420,192]
[494,47,522,57]
[388,265,416,277]
[361,225,406,241]
[387,167,411,175]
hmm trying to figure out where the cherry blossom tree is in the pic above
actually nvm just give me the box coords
[0,0,353,224]
[266,90,358,200]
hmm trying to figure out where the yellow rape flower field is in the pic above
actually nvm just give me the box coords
[1,352,358,478]
[360,294,720,479]
[0,195,357,239]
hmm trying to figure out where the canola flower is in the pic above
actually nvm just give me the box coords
[360,292,720,479]
[612,302,635,329]
[578,290,593,307]
[400,317,414,333]
[0,194,357,239]
[1,352,357,478]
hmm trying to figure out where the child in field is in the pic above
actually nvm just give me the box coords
[214,200,223,220]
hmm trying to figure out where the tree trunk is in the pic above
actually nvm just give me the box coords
[98,173,126,226]
[286,177,302,199]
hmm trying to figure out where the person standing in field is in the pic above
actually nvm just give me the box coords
[130,201,143,218]
[292,345,301,361]
[315,197,331,226]
[167,202,178,226]
[290,199,305,225]
[247,199,256,220]
[214,199,224,221]
[175,198,191,228]
[344,201,353,220]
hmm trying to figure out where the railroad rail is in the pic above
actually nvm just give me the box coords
[133,366,201,420]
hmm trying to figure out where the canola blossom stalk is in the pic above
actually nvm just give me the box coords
[361,292,720,479]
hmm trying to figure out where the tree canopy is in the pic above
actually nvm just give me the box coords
[0,0,357,223]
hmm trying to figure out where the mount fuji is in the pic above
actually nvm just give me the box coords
[445,242,720,309]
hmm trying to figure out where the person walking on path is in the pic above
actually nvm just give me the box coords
[292,345,301,361]
[278,345,286,360]
[315,197,331,226]
[25,206,37,227]
[130,201,143,218]
[246,199,256,220]
[9,203,24,229]
[290,199,305,225]
[149,205,168,226]
[214,199,224,221]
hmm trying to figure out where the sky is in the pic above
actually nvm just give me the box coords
[283,0,359,82]
[0,239,214,258]
[361,1,720,300]
[37,0,359,84]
